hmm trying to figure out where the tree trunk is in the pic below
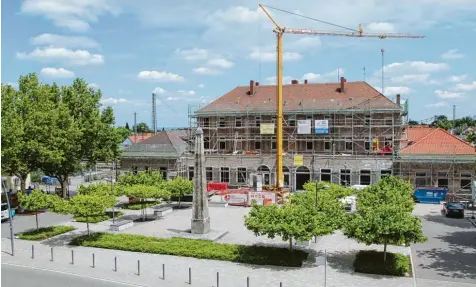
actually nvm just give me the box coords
[35,210,39,231]
[289,238,293,252]
[20,175,27,193]
[178,192,182,208]
[383,242,387,262]
[60,177,69,199]
[142,199,145,222]
[87,220,90,236]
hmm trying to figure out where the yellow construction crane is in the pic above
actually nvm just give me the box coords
[258,4,424,190]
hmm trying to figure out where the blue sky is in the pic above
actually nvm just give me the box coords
[2,0,476,128]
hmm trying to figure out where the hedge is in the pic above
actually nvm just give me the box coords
[122,202,160,210]
[71,233,308,267]
[75,212,124,223]
[353,250,411,276]
[19,225,76,241]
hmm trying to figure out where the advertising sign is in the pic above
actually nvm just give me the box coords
[222,193,248,206]
[294,154,303,167]
[248,192,276,206]
[260,123,275,135]
[314,120,329,134]
[297,120,311,134]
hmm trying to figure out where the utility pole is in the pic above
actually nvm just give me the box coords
[152,93,157,134]
[363,67,366,82]
[452,105,456,134]
[134,112,137,143]
[381,48,385,95]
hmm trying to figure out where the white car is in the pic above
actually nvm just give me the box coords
[1,203,10,221]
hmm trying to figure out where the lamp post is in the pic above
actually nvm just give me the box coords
[111,160,116,224]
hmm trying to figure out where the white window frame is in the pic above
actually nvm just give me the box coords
[220,167,230,183]
[345,137,353,151]
[271,136,277,150]
[306,138,313,151]
[385,117,393,126]
[237,167,247,184]
[218,117,226,128]
[255,116,261,127]
[206,167,213,182]
[320,168,332,182]
[345,114,353,125]
[235,117,242,127]
[254,136,261,150]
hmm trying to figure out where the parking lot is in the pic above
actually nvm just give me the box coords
[412,204,476,285]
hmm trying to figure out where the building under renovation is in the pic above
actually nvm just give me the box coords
[120,78,476,199]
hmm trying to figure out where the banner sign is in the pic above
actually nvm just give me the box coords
[248,192,276,206]
[294,154,303,167]
[314,120,329,134]
[260,123,275,134]
[222,193,248,206]
[297,120,311,134]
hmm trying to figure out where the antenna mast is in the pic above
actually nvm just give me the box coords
[152,93,157,134]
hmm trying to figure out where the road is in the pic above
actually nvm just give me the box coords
[1,264,145,287]
[412,204,476,285]
[1,212,72,238]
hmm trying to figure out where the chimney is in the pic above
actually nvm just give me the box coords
[396,94,401,105]
[304,79,308,84]
[291,79,299,84]
[255,82,259,86]
[249,80,254,95]
[340,77,345,93]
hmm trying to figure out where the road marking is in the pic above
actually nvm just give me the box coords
[1,262,149,287]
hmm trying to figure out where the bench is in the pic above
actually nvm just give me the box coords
[109,219,134,231]
[154,206,173,218]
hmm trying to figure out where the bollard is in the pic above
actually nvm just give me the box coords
[247,277,250,287]
[31,245,34,259]
[162,263,165,280]
[137,260,140,276]
[50,247,53,261]
[217,272,220,287]
[114,256,117,272]
[188,267,192,284]
[280,282,283,287]
[71,250,74,265]
[92,253,95,268]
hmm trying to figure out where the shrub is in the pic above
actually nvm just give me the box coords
[353,250,411,276]
[71,233,308,267]
[19,225,76,241]
[122,202,159,210]
[75,211,124,223]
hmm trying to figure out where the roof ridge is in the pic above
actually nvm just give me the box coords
[362,81,400,106]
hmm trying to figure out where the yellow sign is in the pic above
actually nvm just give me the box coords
[260,123,275,135]
[294,154,303,167]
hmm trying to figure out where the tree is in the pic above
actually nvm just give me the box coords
[118,170,164,187]
[125,122,130,130]
[343,176,426,262]
[116,126,131,142]
[466,130,476,145]
[408,120,419,126]
[302,181,353,200]
[134,122,150,133]
[165,176,193,208]
[68,194,117,235]
[40,78,123,198]
[77,183,118,197]
[119,185,171,221]
[1,74,56,192]
[17,189,53,231]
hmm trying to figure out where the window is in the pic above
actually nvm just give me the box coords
[306,139,313,150]
[340,169,351,186]
[360,170,371,185]
[219,137,226,150]
[345,115,353,125]
[235,117,242,127]
[220,167,230,183]
[324,141,331,151]
[364,115,371,126]
[271,137,276,150]
[255,116,261,127]
[289,116,296,127]
[255,137,261,150]
[385,117,393,126]
[206,167,213,182]
[188,166,194,180]
[159,167,167,179]
[437,172,448,188]
[381,170,392,178]
[238,167,247,183]
[204,137,210,149]
[219,117,226,127]
[461,173,472,190]
[203,117,210,127]
[415,172,427,187]
[345,137,353,151]
[306,115,312,120]
[321,169,331,182]
[324,114,331,120]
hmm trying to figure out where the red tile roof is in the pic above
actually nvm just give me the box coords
[197,81,401,114]
[401,127,476,155]
[128,133,153,143]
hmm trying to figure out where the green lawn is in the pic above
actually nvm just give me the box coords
[353,250,411,276]
[71,233,308,267]
[19,225,76,241]
[75,211,124,223]
[122,201,160,210]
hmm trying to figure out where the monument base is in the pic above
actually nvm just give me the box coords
[167,228,228,241]
[191,217,211,234]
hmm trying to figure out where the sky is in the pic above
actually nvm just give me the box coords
[2,0,476,128]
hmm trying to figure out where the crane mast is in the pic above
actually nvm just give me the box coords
[258,4,424,191]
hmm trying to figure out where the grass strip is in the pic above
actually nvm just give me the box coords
[19,225,76,241]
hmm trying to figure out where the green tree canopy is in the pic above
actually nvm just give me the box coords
[77,183,118,197]
[17,189,54,231]
[116,126,131,142]
[118,170,165,187]
[165,176,193,208]
[125,122,130,130]
[119,184,171,221]
[134,122,150,133]
[68,194,117,235]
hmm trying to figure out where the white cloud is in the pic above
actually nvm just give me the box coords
[177,90,196,96]
[167,97,180,101]
[441,49,465,59]
[20,0,121,32]
[454,81,476,91]
[426,101,448,108]
[390,74,430,83]
[206,58,234,69]
[193,67,220,75]
[287,37,321,52]
[152,87,166,94]
[40,67,75,78]
[434,90,464,99]
[198,84,205,88]
[101,97,128,104]
[447,74,467,82]
[324,68,345,78]
[366,22,395,32]
[384,86,412,95]
[265,76,294,84]
[302,73,324,82]
[381,61,449,74]
[137,71,184,82]
[175,48,209,61]
[88,83,99,89]
[248,48,302,62]
[31,34,99,48]
[206,6,264,24]
[16,47,104,66]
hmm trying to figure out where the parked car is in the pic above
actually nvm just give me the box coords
[442,202,465,218]
[1,202,15,222]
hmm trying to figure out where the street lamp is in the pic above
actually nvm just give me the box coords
[315,183,330,209]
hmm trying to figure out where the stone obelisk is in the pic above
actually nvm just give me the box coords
[191,128,210,234]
